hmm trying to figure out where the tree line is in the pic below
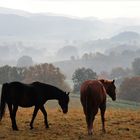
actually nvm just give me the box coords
[0,57,140,102]
[0,63,70,91]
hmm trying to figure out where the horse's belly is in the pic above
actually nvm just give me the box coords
[17,99,35,107]
[19,103,34,108]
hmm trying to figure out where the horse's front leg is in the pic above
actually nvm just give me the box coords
[40,106,49,128]
[30,106,39,129]
[10,105,18,130]
[100,103,106,133]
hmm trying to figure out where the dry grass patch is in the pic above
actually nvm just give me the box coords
[0,108,140,140]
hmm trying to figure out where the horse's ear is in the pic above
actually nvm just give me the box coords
[112,79,115,83]
[67,92,70,96]
[99,79,105,84]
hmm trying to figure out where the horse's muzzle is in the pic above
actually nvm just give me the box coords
[63,109,68,114]
[112,97,116,101]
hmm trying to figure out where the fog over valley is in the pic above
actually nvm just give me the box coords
[0,7,140,77]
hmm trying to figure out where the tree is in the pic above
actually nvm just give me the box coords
[23,63,70,91]
[72,67,97,93]
[82,53,89,60]
[0,65,24,84]
[17,55,33,68]
[98,71,109,79]
[56,45,78,60]
[110,67,127,79]
[109,67,132,86]
[118,77,140,102]
[132,58,140,76]
[82,53,94,60]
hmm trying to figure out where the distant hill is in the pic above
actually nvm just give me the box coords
[0,7,121,40]
[110,31,140,42]
[104,31,140,54]
[0,7,31,16]
[1,7,140,41]
[77,31,140,55]
[106,44,140,54]
[1,7,140,66]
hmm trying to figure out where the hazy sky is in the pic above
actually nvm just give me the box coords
[0,0,140,19]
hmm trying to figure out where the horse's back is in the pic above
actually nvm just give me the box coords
[80,80,105,96]
[3,82,37,107]
[31,81,62,94]
[7,82,34,95]
[80,80,106,106]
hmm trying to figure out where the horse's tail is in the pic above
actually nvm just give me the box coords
[85,85,93,124]
[0,83,8,121]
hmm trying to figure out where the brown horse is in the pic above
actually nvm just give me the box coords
[80,79,116,135]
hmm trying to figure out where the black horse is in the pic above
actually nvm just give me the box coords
[0,81,70,130]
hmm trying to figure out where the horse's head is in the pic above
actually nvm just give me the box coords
[100,79,116,101]
[58,92,70,114]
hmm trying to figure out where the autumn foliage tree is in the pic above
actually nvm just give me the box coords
[23,63,70,90]
[118,77,140,102]
[0,63,70,91]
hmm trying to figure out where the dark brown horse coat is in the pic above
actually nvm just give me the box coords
[80,79,116,135]
[0,81,70,130]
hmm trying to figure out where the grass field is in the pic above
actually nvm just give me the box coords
[0,95,140,140]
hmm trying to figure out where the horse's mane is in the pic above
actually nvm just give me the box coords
[32,81,65,93]
[99,79,113,84]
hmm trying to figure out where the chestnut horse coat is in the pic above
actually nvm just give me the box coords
[80,80,106,116]
[80,79,116,135]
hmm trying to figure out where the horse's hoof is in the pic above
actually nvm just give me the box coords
[88,133,93,135]
[88,129,93,135]
[88,131,93,135]
[30,127,33,130]
[46,125,49,129]
[13,127,19,131]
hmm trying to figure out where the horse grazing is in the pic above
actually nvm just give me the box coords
[0,81,70,130]
[80,79,116,135]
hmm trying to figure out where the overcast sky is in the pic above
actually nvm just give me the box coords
[0,0,140,19]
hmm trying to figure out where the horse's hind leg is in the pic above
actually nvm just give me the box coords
[30,106,39,129]
[86,114,94,135]
[8,104,13,130]
[100,103,106,133]
[40,106,49,128]
[9,105,18,130]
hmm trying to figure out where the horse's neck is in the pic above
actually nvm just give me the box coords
[101,82,109,93]
[46,89,62,100]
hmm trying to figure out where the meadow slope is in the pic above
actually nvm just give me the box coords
[0,99,140,140]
